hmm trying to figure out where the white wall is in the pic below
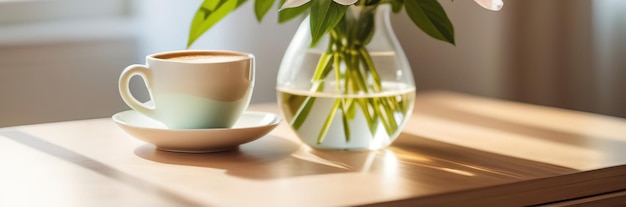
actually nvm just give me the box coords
[0,32,136,127]
[0,1,136,127]
[392,0,506,97]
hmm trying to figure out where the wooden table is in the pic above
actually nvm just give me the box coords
[1,91,625,206]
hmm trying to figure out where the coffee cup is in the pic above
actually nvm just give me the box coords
[118,50,254,129]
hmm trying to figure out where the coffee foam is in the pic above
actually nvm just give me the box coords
[166,55,247,63]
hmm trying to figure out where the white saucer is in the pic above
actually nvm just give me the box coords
[112,110,281,153]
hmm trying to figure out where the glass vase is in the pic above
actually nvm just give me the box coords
[276,4,415,150]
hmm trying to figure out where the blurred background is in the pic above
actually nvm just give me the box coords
[0,0,624,127]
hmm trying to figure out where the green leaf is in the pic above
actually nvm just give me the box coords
[340,100,351,142]
[357,99,377,136]
[391,0,404,13]
[291,96,316,130]
[353,6,376,45]
[187,0,248,48]
[278,1,311,23]
[317,99,341,144]
[309,0,348,46]
[365,0,381,5]
[255,0,275,22]
[405,0,455,45]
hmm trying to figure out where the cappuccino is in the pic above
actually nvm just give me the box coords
[166,55,247,63]
[155,51,249,63]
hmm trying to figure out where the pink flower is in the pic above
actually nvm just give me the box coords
[474,0,504,11]
[281,0,503,11]
[281,0,358,9]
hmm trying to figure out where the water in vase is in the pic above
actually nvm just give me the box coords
[278,82,415,150]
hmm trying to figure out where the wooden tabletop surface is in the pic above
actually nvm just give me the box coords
[1,91,625,206]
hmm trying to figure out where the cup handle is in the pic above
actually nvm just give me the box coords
[118,64,155,118]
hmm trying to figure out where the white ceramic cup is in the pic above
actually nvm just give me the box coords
[119,50,254,129]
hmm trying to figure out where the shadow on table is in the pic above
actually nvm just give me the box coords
[135,134,352,179]
[134,131,576,181]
